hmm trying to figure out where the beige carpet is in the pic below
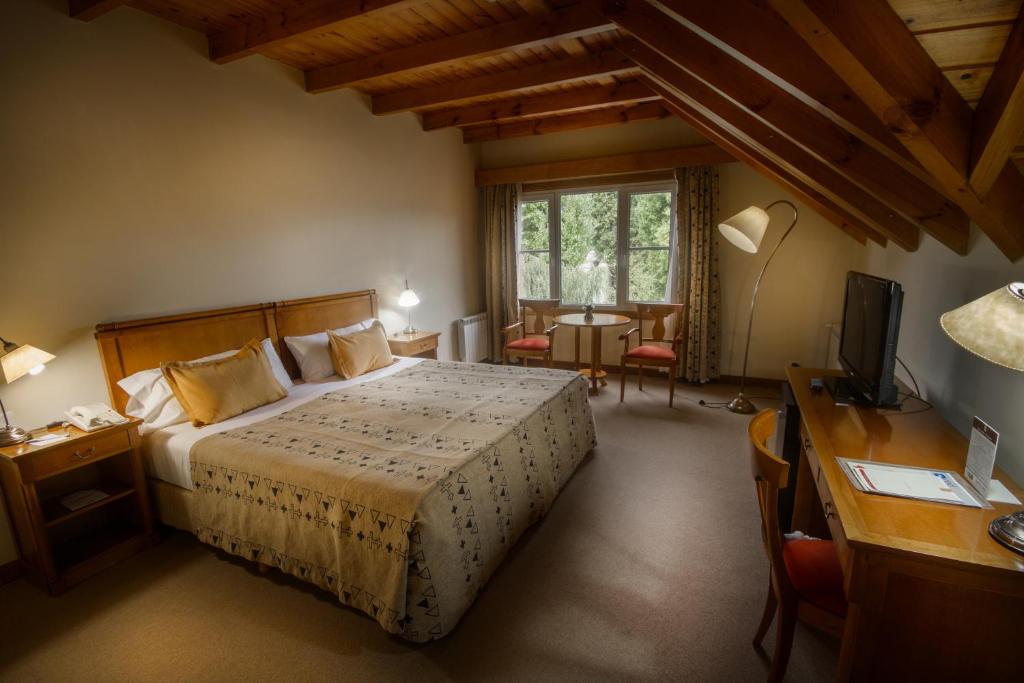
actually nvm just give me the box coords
[0,379,838,682]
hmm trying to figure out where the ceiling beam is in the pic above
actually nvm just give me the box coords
[68,0,124,21]
[372,46,636,115]
[650,0,920,171]
[603,0,968,254]
[770,0,1024,261]
[422,79,657,130]
[209,0,420,65]
[305,4,614,93]
[461,101,671,143]
[632,54,918,250]
[475,144,733,186]
[970,9,1024,195]
[651,82,877,246]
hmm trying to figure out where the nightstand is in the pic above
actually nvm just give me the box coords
[0,419,156,594]
[388,331,440,359]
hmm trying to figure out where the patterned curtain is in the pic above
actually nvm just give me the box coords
[484,184,520,360]
[674,166,721,383]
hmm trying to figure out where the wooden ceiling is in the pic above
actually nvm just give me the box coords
[71,0,1024,260]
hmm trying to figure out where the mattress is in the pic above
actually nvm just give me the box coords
[142,356,424,490]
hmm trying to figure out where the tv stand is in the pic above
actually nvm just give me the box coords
[823,375,900,408]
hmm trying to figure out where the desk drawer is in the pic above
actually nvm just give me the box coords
[29,430,131,481]
[800,423,820,483]
[816,469,849,568]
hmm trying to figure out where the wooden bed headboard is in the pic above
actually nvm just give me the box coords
[94,289,378,413]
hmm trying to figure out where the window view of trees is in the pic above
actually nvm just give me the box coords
[517,185,674,305]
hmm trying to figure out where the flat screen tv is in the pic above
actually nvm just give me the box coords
[830,272,903,407]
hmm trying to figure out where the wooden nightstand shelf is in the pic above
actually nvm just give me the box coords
[388,330,440,359]
[0,419,156,594]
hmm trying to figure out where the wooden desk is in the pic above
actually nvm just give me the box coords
[786,367,1024,681]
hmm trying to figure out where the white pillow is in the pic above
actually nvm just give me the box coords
[284,318,377,382]
[118,338,292,434]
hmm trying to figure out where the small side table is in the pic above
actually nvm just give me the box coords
[0,419,157,594]
[388,330,440,359]
[553,313,632,395]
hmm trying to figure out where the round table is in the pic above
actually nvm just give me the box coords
[553,313,632,395]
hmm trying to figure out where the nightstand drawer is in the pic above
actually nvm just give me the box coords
[405,338,435,355]
[29,429,131,481]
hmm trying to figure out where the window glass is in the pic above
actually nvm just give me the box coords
[518,200,551,299]
[628,191,672,302]
[560,191,618,305]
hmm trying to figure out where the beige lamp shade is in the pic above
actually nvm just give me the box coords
[398,288,420,307]
[718,206,770,253]
[940,282,1024,371]
[0,344,56,384]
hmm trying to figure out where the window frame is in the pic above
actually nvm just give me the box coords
[519,181,677,306]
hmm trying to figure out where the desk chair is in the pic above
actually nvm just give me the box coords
[502,299,560,368]
[749,409,846,682]
[619,303,685,406]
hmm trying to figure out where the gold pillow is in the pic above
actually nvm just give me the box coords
[161,339,287,427]
[327,322,394,379]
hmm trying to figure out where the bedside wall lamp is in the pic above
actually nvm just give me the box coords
[0,337,56,446]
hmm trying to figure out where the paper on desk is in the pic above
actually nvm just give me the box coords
[839,458,984,508]
[986,479,1022,505]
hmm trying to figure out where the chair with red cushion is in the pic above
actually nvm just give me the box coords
[749,409,846,682]
[502,299,560,368]
[619,303,686,406]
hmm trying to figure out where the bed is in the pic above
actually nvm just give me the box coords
[95,290,596,641]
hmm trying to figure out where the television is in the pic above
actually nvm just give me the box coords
[828,272,903,407]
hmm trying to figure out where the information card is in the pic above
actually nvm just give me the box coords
[964,416,999,498]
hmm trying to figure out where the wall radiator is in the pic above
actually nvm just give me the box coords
[457,312,490,362]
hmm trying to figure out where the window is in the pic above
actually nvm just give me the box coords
[517,184,676,305]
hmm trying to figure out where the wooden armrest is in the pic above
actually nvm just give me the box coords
[544,323,559,336]
[618,327,640,341]
[502,322,523,337]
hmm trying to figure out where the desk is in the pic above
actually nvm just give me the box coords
[553,313,631,395]
[787,367,1024,682]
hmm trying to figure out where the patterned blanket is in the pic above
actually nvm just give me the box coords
[185,360,596,641]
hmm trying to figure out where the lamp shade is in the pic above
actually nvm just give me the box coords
[719,206,770,253]
[940,282,1024,371]
[398,288,420,308]
[0,343,55,384]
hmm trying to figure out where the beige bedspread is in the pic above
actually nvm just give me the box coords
[182,360,595,641]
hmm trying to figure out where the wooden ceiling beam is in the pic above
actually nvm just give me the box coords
[68,0,125,21]
[650,81,877,247]
[603,0,968,254]
[461,101,671,143]
[633,59,917,250]
[372,46,636,115]
[650,0,921,171]
[209,0,421,65]
[771,0,1024,261]
[422,79,657,130]
[475,144,733,186]
[970,10,1024,195]
[305,4,614,93]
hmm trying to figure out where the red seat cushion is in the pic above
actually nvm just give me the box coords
[624,344,676,361]
[782,539,847,617]
[506,337,550,351]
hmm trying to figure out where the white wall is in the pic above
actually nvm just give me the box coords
[859,233,1024,485]
[0,1,480,564]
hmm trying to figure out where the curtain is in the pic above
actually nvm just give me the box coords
[484,184,520,360]
[674,166,721,383]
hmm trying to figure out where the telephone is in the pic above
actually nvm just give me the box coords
[65,404,129,432]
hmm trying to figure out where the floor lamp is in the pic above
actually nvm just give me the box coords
[718,200,799,414]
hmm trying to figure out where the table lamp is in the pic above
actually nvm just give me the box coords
[940,282,1024,554]
[717,200,799,414]
[0,337,56,446]
[398,280,420,334]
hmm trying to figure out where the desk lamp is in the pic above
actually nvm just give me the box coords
[717,200,799,414]
[398,280,420,334]
[0,338,56,446]
[940,283,1024,554]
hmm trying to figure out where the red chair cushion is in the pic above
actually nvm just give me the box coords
[782,539,847,617]
[624,344,676,361]
[506,337,550,351]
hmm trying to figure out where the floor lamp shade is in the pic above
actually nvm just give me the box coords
[940,283,1024,372]
[719,206,770,254]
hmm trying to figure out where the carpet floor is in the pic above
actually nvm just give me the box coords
[0,379,838,682]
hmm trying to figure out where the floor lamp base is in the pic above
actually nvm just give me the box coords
[725,394,757,415]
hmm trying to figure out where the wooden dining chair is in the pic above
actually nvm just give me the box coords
[502,298,560,368]
[619,303,685,406]
[748,409,846,683]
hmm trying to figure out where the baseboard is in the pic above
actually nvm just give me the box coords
[0,559,22,586]
[719,374,782,389]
